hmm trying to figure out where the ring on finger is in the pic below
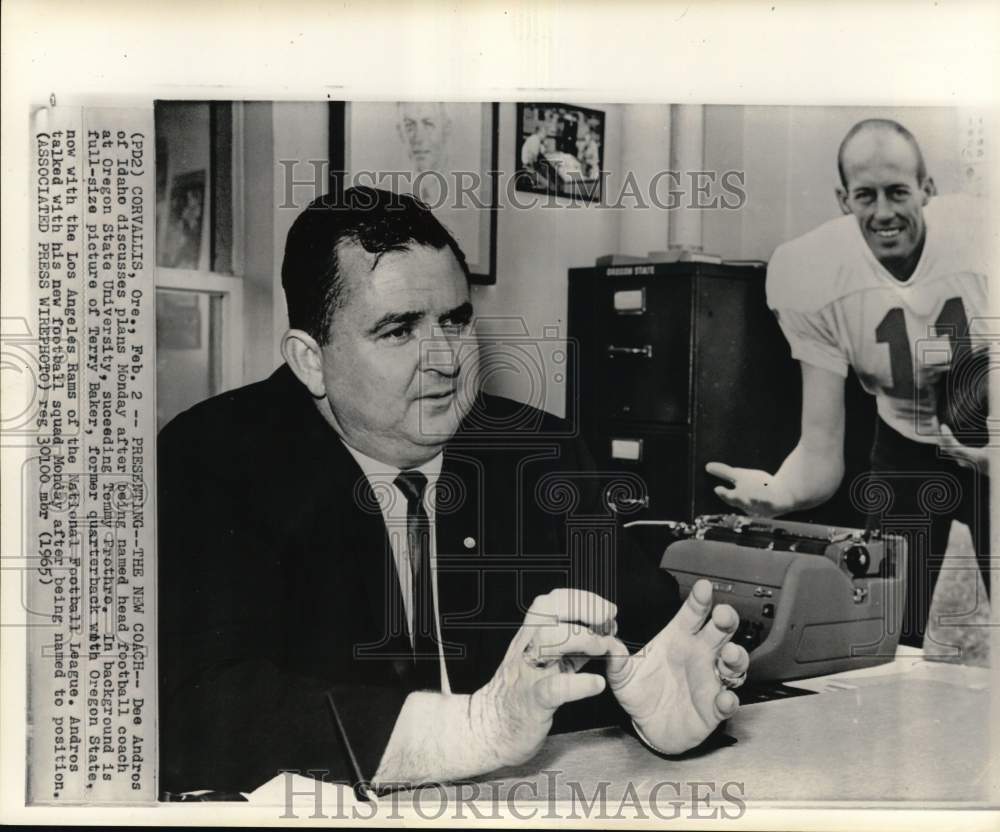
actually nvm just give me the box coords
[522,640,559,669]
[522,641,580,672]
[714,660,747,690]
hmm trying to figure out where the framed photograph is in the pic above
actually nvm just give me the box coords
[515,102,605,202]
[330,101,499,284]
[159,169,206,269]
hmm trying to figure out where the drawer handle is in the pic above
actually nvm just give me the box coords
[607,344,653,359]
[607,495,650,513]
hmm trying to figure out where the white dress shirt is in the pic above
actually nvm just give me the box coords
[341,442,451,693]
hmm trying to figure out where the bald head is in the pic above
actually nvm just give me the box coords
[834,119,935,280]
[837,119,927,189]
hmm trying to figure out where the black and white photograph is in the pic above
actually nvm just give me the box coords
[341,101,498,283]
[516,102,605,201]
[146,99,994,812]
[2,2,999,829]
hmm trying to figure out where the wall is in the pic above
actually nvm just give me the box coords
[270,102,332,370]
[242,101,331,385]
[241,102,277,385]
[618,104,672,255]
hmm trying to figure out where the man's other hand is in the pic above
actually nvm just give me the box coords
[469,588,618,769]
[705,461,793,517]
[606,579,748,755]
[939,423,993,475]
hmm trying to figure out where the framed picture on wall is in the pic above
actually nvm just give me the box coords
[160,169,207,269]
[515,102,605,203]
[330,102,499,285]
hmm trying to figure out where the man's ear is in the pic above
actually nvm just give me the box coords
[921,176,937,201]
[281,329,326,398]
[835,186,851,215]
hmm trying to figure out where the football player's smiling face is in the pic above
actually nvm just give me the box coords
[318,242,479,467]
[837,130,933,277]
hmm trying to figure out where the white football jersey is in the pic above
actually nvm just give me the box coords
[766,193,990,445]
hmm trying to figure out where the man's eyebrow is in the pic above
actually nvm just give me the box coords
[368,310,423,334]
[439,302,474,324]
[367,302,473,335]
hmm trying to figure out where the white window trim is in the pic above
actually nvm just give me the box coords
[154,102,247,396]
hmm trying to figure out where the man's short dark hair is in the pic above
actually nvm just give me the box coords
[281,186,470,344]
[837,118,928,188]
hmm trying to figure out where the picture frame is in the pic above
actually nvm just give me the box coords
[160,169,207,269]
[330,101,499,285]
[515,102,605,203]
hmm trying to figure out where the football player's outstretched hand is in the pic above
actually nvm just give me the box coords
[705,462,794,517]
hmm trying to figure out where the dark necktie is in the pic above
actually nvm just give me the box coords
[393,470,440,690]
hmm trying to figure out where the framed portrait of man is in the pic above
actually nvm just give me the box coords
[331,101,499,284]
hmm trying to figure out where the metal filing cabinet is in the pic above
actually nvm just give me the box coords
[567,262,803,522]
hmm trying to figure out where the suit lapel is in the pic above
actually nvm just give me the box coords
[436,444,491,691]
[337,470,412,664]
[275,369,413,675]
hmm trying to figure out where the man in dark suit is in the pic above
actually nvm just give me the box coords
[158,187,749,796]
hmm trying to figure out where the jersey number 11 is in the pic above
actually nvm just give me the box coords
[875,297,970,399]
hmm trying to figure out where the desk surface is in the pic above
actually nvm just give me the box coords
[467,653,994,805]
[253,653,995,808]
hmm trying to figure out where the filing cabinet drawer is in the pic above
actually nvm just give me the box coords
[593,426,692,518]
[592,279,693,425]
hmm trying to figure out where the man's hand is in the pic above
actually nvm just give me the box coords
[939,423,993,475]
[606,579,749,755]
[469,589,618,769]
[705,461,793,517]
[704,364,848,518]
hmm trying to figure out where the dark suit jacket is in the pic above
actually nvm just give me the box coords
[158,365,678,794]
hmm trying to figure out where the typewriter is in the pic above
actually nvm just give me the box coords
[657,514,906,682]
